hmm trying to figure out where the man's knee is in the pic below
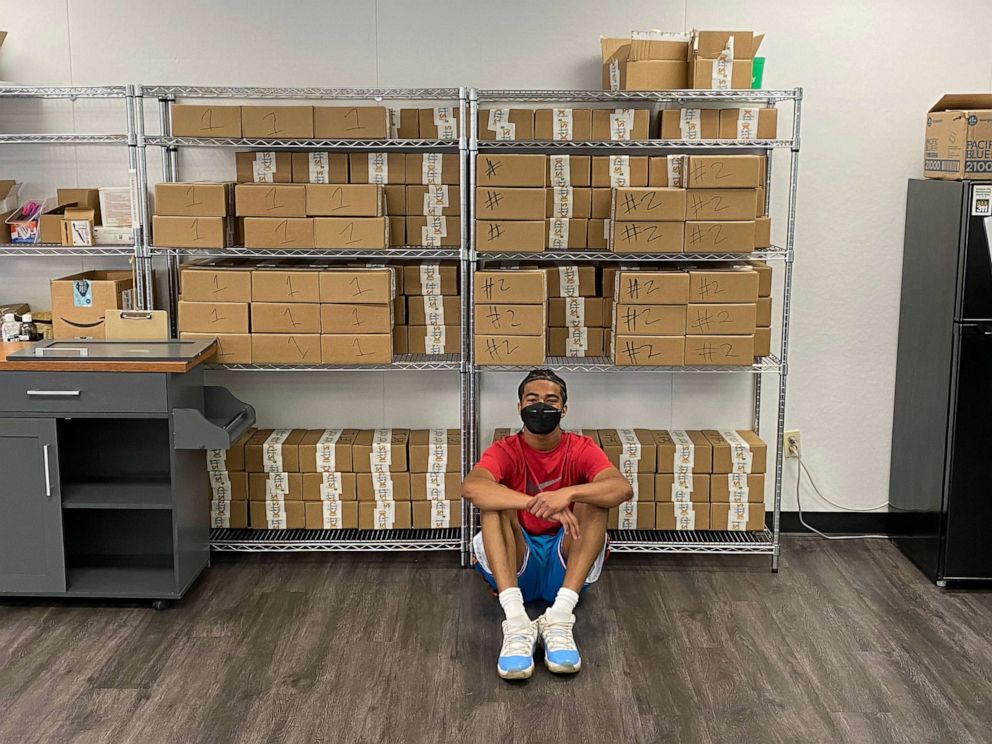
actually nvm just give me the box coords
[573,502,608,525]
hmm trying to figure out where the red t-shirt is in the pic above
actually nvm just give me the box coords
[476,431,613,536]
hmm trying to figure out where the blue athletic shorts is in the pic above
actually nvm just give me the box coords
[472,528,608,603]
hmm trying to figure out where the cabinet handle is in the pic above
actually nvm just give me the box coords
[26,390,81,398]
[42,444,52,498]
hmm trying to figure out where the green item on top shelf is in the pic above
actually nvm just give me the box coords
[751,57,765,89]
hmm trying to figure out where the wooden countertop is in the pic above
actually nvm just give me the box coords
[0,340,217,373]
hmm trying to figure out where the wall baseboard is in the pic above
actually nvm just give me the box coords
[770,511,890,535]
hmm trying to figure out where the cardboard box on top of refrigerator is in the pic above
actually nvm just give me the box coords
[50,270,134,340]
[534,109,593,141]
[313,106,389,139]
[155,182,233,217]
[236,152,293,183]
[171,104,243,138]
[291,152,349,184]
[408,429,462,474]
[924,95,992,179]
[476,153,547,187]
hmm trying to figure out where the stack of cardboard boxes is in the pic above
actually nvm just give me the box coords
[611,269,688,366]
[206,428,254,529]
[684,266,759,365]
[153,182,236,249]
[409,429,463,529]
[753,261,773,357]
[473,269,547,365]
[659,108,778,141]
[600,429,661,526]
[478,108,650,142]
[400,263,460,355]
[545,265,608,358]
[688,31,764,91]
[706,429,767,531]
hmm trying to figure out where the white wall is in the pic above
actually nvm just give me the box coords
[1,0,989,511]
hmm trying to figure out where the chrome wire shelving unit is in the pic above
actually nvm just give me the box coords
[468,87,803,569]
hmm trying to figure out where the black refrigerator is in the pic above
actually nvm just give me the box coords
[890,178,992,584]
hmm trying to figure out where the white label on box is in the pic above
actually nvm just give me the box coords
[264,498,287,529]
[206,448,227,472]
[712,37,735,91]
[309,152,329,184]
[618,428,641,480]
[551,186,574,218]
[426,470,447,500]
[422,153,443,186]
[679,109,702,140]
[428,429,449,474]
[253,152,277,183]
[431,499,451,527]
[69,220,93,246]
[728,472,750,503]
[495,122,516,141]
[674,468,694,492]
[420,263,443,296]
[609,155,631,187]
[425,324,446,355]
[972,185,992,216]
[719,430,753,473]
[670,429,695,471]
[368,152,389,185]
[673,502,696,531]
[315,428,343,472]
[373,499,396,529]
[210,499,232,529]
[425,214,447,238]
[372,471,395,501]
[671,483,692,503]
[618,500,638,529]
[433,107,458,139]
[320,472,344,500]
[736,108,760,140]
[422,227,438,248]
[548,218,569,250]
[388,108,400,139]
[558,265,581,297]
[488,107,510,133]
[424,185,449,216]
[609,59,621,92]
[667,155,686,188]
[549,155,571,187]
[208,470,232,500]
[265,472,291,500]
[553,109,574,140]
[610,109,636,141]
[423,294,446,326]
[727,502,749,531]
[263,429,291,473]
[565,327,588,357]
[322,498,344,529]
[564,297,585,328]
[370,429,393,472]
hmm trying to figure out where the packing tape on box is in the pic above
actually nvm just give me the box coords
[566,327,588,357]
[712,37,735,91]
[610,109,636,141]
[373,499,397,529]
[548,218,570,250]
[422,215,448,248]
[263,497,287,529]
[371,429,393,473]
[670,429,695,472]
[373,471,395,500]
[315,429,343,472]
[551,186,574,218]
[487,107,509,132]
[667,155,686,188]
[368,152,389,185]
[425,324,446,355]
[263,429,291,473]
[679,109,703,140]
[210,499,233,529]
[265,472,291,501]
[322,498,345,529]
[674,501,697,531]
[424,185,449,217]
[208,470,233,500]
[609,59,621,92]
[427,470,447,500]
[428,429,449,474]
[736,108,760,140]
[558,265,581,297]
[609,155,631,187]
[728,502,750,531]
[422,294,446,326]
[728,472,750,503]
[618,500,639,529]
[553,108,574,140]
[252,152,278,183]
[389,108,400,139]
[719,430,753,473]
[433,107,458,139]
[549,155,571,187]
[320,472,345,500]
[565,297,585,328]
[422,152,444,186]
[419,263,443,296]
[670,468,695,502]
[618,428,641,482]
[431,499,451,527]
[309,152,330,184]
[206,448,227,472]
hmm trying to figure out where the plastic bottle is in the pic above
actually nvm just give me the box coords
[1,312,20,342]
[18,313,40,342]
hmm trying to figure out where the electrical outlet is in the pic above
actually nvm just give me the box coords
[785,430,801,458]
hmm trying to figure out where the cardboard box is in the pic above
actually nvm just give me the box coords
[710,502,764,531]
[412,499,462,528]
[298,429,359,473]
[171,105,242,138]
[180,332,252,364]
[476,187,546,220]
[291,152,349,184]
[398,108,420,138]
[359,500,413,529]
[609,501,656,530]
[718,108,778,140]
[687,155,763,188]
[388,216,405,247]
[474,303,545,335]
[479,109,535,140]
[599,428,657,473]
[703,430,767,474]
[684,335,754,366]
[547,218,587,250]
[534,109,593,141]
[252,333,322,364]
[656,501,710,530]
[648,155,688,187]
[153,216,231,249]
[587,219,608,249]
[155,182,232,217]
[304,500,359,529]
[612,187,687,221]
[710,472,765,504]
[349,153,406,185]
[321,303,392,334]
[689,59,753,90]
[545,187,592,219]
[319,269,394,303]
[243,217,314,249]
[252,269,321,303]
[251,302,321,334]
[548,155,591,187]
[313,106,389,139]
[685,220,756,253]
[756,297,772,327]
[613,335,684,366]
[654,471,711,502]
[652,430,712,474]
[751,261,773,296]
[688,268,759,303]
[589,189,612,219]
[623,61,688,91]
[241,105,313,138]
[476,220,544,253]
[393,296,406,325]
[403,264,458,296]
[302,472,358,502]
[60,207,95,247]
[206,468,249,502]
[392,326,408,354]
[476,154,547,187]
[409,473,462,506]
[38,205,74,245]
[208,498,249,529]
[611,269,685,304]
[178,300,248,334]
[475,334,546,365]
[660,109,719,140]
[474,270,546,303]
[544,265,595,298]
[245,429,307,473]
[236,152,293,184]
[548,327,606,357]
[613,304,686,335]
[611,220,684,253]
[409,429,461,473]
[249,500,306,529]
[353,429,409,473]
[418,107,461,139]
[206,428,254,473]
[305,184,383,217]
[408,295,460,326]
[314,217,389,249]
[405,154,460,185]
[406,185,459,216]
[755,216,771,249]
[685,189,759,221]
[548,297,608,327]
[404,215,459,247]
[686,303,756,336]
[321,333,392,364]
[591,109,650,140]
[754,326,771,357]
[924,95,992,179]
[405,324,458,354]
[591,156,649,187]
[235,184,307,218]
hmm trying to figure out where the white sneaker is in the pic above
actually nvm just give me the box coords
[497,619,539,680]
[538,613,581,674]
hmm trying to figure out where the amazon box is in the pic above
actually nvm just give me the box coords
[292,152,349,184]
[613,335,684,366]
[314,106,389,139]
[180,332,252,364]
[534,109,593,140]
[407,324,459,354]
[479,109,535,140]
[241,105,313,138]
[403,264,458,296]
[155,182,232,217]
[703,430,767,474]
[591,156,649,187]
[710,502,764,531]
[409,429,462,473]
[599,429,657,473]
[476,220,544,253]
[298,429,359,473]
[612,187,686,221]
[477,153,547,187]
[546,187,591,219]
[405,154,460,185]
[302,472,358,502]
[656,501,710,530]
[178,300,248,334]
[410,473,462,503]
[474,270,546,303]
[609,501,656,530]
[686,303,756,336]
[476,187,547,220]
[353,429,410,473]
[591,109,650,140]
[925,95,992,179]
[655,473,710,504]
[245,429,307,473]
[359,500,413,528]
[613,304,686,335]
[305,500,359,529]
[208,498,249,529]
[611,220,684,253]
[688,268,758,303]
[243,217,314,249]
[306,184,384,217]
[549,297,609,327]
[660,109,719,140]
[685,189,759,220]
[654,430,712,474]
[252,302,321,334]
[153,216,232,249]
[252,333,322,364]
[548,326,606,357]
[235,184,307,218]
[613,270,689,304]
[321,333,392,364]
[251,269,320,303]
[408,295,460,325]
[544,265,596,297]
[249,500,306,529]
[719,108,778,140]
[418,107,461,139]
[684,335,754,366]
[314,217,388,249]
[687,155,763,188]
[710,472,765,503]
[685,220,756,253]
[475,303,545,335]
[412,499,462,528]
[349,153,406,185]
[48,271,129,338]
[475,334,546,366]
[320,268,395,303]
[321,303,392,334]
[406,185,459,216]
[548,155,591,187]
[171,104,242,138]
[248,472,304,501]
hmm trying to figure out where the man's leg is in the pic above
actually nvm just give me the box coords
[559,502,609,593]
[479,508,526,592]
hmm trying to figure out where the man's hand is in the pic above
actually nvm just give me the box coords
[548,509,581,541]
[527,488,573,520]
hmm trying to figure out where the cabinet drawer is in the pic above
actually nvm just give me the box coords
[0,372,168,414]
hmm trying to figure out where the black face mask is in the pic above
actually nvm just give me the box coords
[520,402,562,436]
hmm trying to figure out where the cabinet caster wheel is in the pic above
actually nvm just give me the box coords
[152,600,172,611]
[936,580,948,588]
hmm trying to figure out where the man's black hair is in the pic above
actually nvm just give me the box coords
[518,369,568,405]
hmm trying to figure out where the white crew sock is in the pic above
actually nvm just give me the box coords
[547,587,580,622]
[498,588,530,628]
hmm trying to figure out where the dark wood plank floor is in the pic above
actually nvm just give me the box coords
[1,537,991,744]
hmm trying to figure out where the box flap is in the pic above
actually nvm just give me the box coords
[601,36,630,62]
[63,207,95,221]
[929,94,992,113]
[629,30,690,61]
[692,30,760,59]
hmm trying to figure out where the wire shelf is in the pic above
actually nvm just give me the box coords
[143,136,459,150]
[0,85,129,99]
[0,243,135,257]
[475,247,789,262]
[608,527,774,554]
[209,354,461,372]
[155,245,462,260]
[476,89,801,103]
[476,139,793,150]
[210,527,462,552]
[478,354,781,374]
[141,86,461,101]
[0,134,128,145]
